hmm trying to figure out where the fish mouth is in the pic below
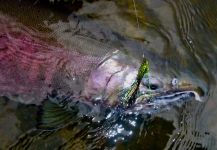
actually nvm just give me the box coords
[135,87,203,106]
[120,88,203,114]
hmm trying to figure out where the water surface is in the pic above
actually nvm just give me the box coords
[0,0,216,149]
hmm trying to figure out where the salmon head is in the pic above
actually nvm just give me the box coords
[83,50,202,109]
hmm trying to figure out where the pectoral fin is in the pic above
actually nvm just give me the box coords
[37,100,78,129]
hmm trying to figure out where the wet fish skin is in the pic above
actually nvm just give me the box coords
[0,14,102,105]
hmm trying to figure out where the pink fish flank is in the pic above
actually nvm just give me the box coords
[0,14,101,104]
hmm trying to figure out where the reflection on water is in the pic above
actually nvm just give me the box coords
[0,0,217,149]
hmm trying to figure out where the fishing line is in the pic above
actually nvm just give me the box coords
[132,0,140,29]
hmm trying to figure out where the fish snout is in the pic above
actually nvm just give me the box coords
[136,77,204,105]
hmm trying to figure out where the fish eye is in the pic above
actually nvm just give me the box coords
[142,76,162,91]
[147,84,159,90]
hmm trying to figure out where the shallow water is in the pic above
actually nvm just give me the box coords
[0,0,216,149]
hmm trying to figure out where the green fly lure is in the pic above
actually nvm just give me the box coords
[121,58,149,107]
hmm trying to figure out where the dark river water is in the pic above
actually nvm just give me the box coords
[0,0,217,149]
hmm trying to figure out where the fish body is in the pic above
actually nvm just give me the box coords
[0,14,102,104]
[0,13,201,108]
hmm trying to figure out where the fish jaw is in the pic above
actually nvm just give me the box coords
[135,85,203,109]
